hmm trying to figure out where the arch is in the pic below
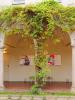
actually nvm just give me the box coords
[2,32,74,91]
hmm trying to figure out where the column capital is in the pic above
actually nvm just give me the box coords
[70,32,75,46]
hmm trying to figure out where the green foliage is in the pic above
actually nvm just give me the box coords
[31,84,41,95]
[0,0,75,37]
[34,55,47,68]
[36,68,49,86]
[0,0,73,37]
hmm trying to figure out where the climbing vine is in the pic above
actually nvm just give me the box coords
[0,0,75,93]
[0,0,75,36]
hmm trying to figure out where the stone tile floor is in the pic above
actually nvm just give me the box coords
[0,96,75,100]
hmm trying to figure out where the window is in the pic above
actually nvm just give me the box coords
[13,0,25,4]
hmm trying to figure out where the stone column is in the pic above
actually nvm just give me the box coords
[0,34,5,90]
[70,32,75,92]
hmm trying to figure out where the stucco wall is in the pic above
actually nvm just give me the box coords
[0,0,12,6]
[4,37,72,82]
[0,0,75,6]
[0,0,42,6]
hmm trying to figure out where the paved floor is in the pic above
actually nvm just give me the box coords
[0,96,75,100]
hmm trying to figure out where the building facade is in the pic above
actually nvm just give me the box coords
[0,0,75,6]
[0,0,75,92]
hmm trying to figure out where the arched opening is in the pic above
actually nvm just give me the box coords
[3,31,72,91]
[43,29,72,91]
[4,34,35,89]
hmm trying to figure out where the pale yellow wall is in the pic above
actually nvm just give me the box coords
[4,55,35,81]
[4,36,72,82]
[45,39,72,82]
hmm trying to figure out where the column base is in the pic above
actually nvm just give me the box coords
[71,87,75,92]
